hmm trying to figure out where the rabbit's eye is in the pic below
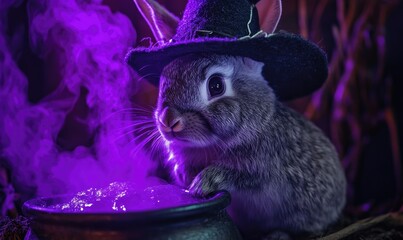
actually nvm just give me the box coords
[208,74,225,98]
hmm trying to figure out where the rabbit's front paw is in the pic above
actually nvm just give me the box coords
[189,167,225,197]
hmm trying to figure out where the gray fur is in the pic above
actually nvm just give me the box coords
[155,54,346,238]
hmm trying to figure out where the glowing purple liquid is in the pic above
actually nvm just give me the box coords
[50,182,201,213]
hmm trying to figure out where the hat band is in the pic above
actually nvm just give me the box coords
[195,30,237,38]
[194,5,268,40]
[165,29,268,47]
[195,29,268,40]
[166,5,268,46]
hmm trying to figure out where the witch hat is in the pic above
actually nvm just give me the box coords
[126,0,328,101]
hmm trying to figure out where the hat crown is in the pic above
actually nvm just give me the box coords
[174,0,261,41]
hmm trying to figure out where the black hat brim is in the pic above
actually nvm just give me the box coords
[126,32,328,101]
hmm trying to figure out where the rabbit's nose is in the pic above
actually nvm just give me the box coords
[158,107,184,133]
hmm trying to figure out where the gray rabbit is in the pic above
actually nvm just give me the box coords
[154,54,346,238]
[127,0,346,238]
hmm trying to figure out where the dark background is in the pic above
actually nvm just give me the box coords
[2,0,403,219]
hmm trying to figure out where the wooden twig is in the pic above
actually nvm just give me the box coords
[298,0,309,39]
[318,213,403,240]
[385,108,403,206]
[310,0,329,42]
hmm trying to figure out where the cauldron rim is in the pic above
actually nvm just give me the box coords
[22,190,231,224]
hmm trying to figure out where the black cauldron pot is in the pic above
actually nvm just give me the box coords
[23,190,242,240]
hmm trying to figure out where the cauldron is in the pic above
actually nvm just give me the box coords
[23,189,242,240]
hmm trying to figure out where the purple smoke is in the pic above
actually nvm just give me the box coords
[1,0,154,197]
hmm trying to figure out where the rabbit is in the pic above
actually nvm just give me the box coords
[153,53,346,239]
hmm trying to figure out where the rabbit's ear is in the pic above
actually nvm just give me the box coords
[257,0,282,33]
[134,0,179,42]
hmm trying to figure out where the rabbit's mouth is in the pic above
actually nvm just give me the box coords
[161,129,215,148]
[156,107,216,147]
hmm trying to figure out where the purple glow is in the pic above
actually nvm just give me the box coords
[1,0,154,196]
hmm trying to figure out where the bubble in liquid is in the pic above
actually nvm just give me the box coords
[50,182,202,213]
